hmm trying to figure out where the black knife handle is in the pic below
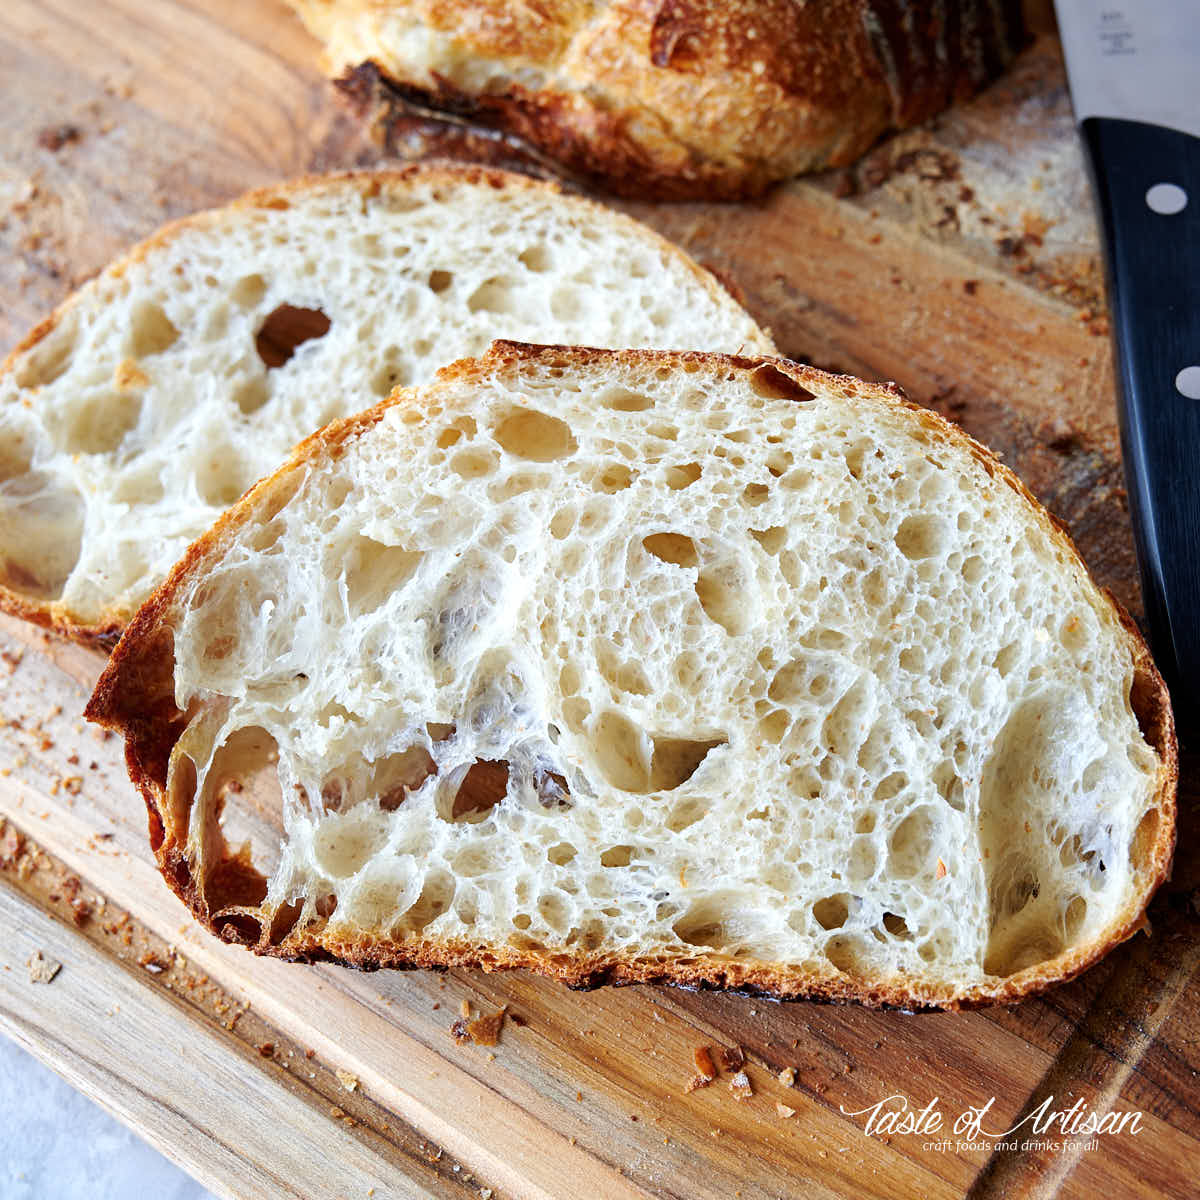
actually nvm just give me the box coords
[1080,117,1200,745]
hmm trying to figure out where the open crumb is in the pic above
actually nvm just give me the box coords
[336,1068,359,1092]
[777,1066,796,1087]
[27,950,61,984]
[729,1071,753,1100]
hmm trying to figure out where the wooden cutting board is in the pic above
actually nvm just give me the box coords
[1,3,1197,1198]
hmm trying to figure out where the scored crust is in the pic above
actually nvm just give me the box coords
[86,343,1177,1010]
[0,165,772,648]
[288,0,1027,199]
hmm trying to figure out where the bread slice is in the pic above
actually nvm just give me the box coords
[287,0,1025,199]
[0,167,771,648]
[86,343,1176,1010]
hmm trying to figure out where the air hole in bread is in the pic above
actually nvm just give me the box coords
[343,535,423,614]
[601,386,654,413]
[696,558,754,636]
[401,868,457,932]
[267,899,304,945]
[748,363,816,404]
[672,904,724,948]
[882,912,911,939]
[255,304,330,369]
[231,274,266,308]
[427,269,453,293]
[129,302,180,358]
[812,893,850,930]
[436,417,477,449]
[219,912,264,945]
[547,842,577,866]
[826,935,869,975]
[518,245,553,273]
[450,447,499,479]
[642,532,697,568]
[750,526,786,554]
[600,845,635,868]
[233,377,270,415]
[467,276,517,315]
[14,320,77,388]
[61,390,142,455]
[888,805,938,880]
[596,639,651,696]
[594,463,633,493]
[493,407,577,462]
[448,759,509,822]
[1063,895,1087,940]
[895,514,947,560]
[743,483,769,506]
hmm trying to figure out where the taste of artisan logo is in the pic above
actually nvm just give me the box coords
[840,1093,1144,1154]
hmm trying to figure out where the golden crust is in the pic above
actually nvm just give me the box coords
[290,0,1027,198]
[0,164,770,649]
[86,343,1177,1010]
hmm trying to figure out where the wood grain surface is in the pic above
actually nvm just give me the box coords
[0,3,1196,1199]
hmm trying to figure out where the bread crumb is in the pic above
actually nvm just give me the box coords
[936,857,947,879]
[776,1102,796,1118]
[778,1066,796,1087]
[459,998,471,1019]
[718,1045,744,1072]
[27,951,61,984]
[729,1071,753,1100]
[466,1005,507,1047]
[258,1042,275,1058]
[693,1045,716,1082]
[336,1068,359,1092]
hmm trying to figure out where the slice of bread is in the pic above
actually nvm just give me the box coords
[0,167,772,647]
[288,0,1025,199]
[86,343,1176,1010]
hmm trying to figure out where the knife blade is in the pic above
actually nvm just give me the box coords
[1055,0,1200,744]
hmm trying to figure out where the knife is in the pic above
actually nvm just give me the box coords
[1055,0,1200,744]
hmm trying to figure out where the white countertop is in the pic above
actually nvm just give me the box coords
[0,1033,217,1200]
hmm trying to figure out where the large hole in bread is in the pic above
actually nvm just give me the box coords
[61,390,142,455]
[255,304,330,368]
[466,276,517,315]
[695,559,753,636]
[643,532,698,568]
[446,759,509,822]
[343,535,423,614]
[601,386,654,412]
[748,363,816,404]
[128,301,180,358]
[492,407,577,462]
[589,709,725,793]
[0,454,85,601]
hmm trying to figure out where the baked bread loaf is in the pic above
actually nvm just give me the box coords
[287,0,1026,199]
[87,343,1176,1009]
[0,167,771,647]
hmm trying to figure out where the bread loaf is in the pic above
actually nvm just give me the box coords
[288,0,1026,199]
[0,167,771,647]
[86,343,1176,1010]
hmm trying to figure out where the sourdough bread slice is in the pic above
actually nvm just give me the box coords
[86,344,1176,1010]
[0,167,771,647]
